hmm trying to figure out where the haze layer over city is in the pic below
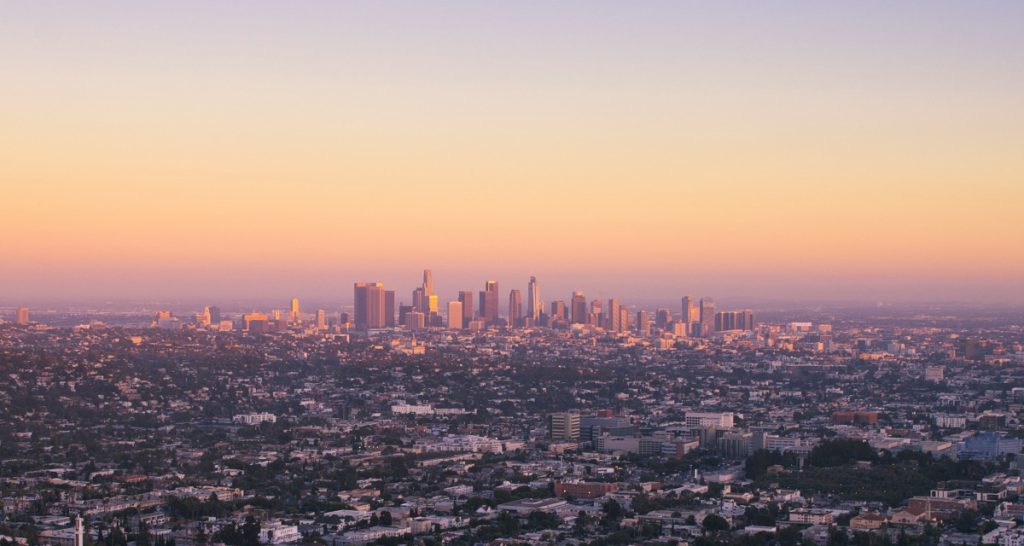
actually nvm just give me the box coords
[2,3,1024,546]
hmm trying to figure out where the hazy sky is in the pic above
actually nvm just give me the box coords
[2,1,1022,305]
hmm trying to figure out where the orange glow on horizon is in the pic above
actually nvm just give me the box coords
[1,2,1022,302]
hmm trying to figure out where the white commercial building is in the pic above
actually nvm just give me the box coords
[233,413,277,425]
[416,435,504,454]
[391,404,434,415]
[685,412,734,429]
[260,521,302,544]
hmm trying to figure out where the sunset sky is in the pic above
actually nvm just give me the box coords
[2,1,1022,305]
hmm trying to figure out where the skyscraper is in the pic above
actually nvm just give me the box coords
[422,269,434,297]
[589,299,602,326]
[243,311,268,332]
[405,311,425,330]
[414,269,436,313]
[682,296,699,336]
[479,280,499,325]
[606,298,621,332]
[447,300,463,330]
[738,309,755,331]
[15,307,29,325]
[412,287,425,312]
[655,308,672,329]
[551,300,567,321]
[714,311,730,332]
[208,305,221,325]
[699,297,715,337]
[290,298,301,323]
[571,291,587,324]
[715,309,755,331]
[384,290,396,327]
[354,282,387,330]
[508,289,522,328]
[458,290,474,327]
[636,309,651,336]
[316,309,328,330]
[527,276,542,322]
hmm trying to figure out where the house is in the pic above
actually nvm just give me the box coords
[995,503,1024,520]
[554,480,618,499]
[801,525,832,546]
[889,507,928,526]
[789,509,833,526]
[908,496,976,521]
[850,512,886,530]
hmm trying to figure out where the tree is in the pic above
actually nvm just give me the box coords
[632,493,653,514]
[827,527,849,546]
[777,525,802,546]
[495,511,519,536]
[745,450,797,480]
[808,440,877,467]
[135,521,151,546]
[526,511,559,530]
[573,511,591,537]
[602,499,624,522]
[213,524,240,545]
[25,524,40,546]
[241,516,261,546]
[108,527,127,546]
[744,505,777,526]
[954,509,979,533]
[702,514,729,533]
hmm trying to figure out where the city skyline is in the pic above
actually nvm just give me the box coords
[2,2,1023,304]
[8,275,766,337]
[3,4,1024,544]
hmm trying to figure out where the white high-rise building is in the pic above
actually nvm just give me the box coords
[550,411,581,441]
[527,276,542,322]
[75,514,84,546]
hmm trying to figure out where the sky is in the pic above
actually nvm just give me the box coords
[1,1,1022,306]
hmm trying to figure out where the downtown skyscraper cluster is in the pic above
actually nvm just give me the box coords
[353,270,755,337]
